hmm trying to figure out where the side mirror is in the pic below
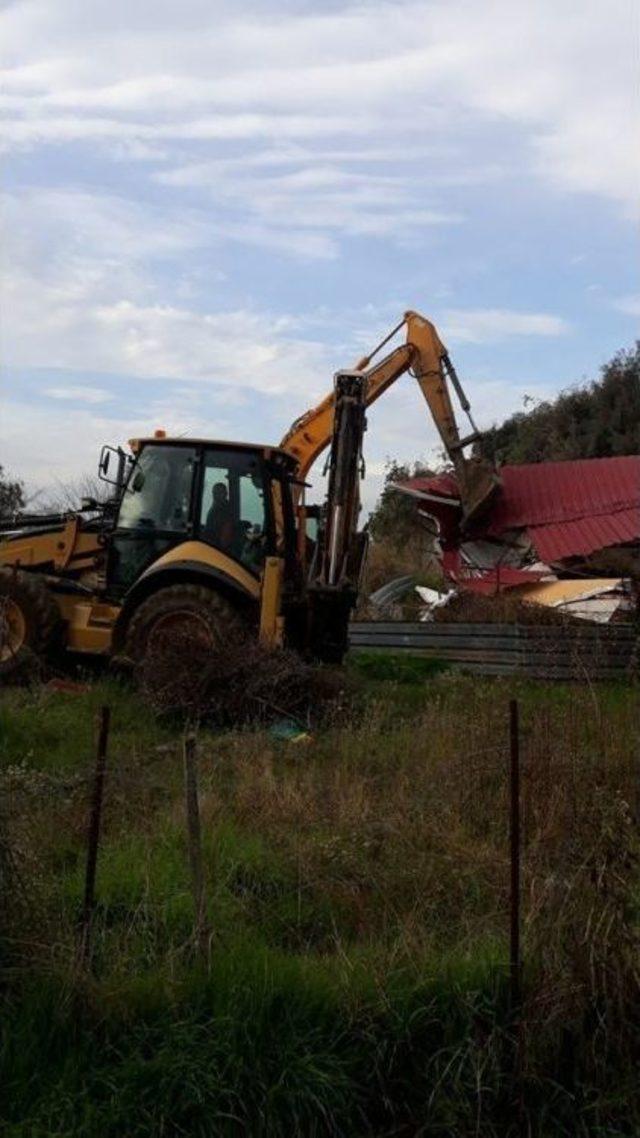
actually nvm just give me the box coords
[98,445,130,492]
[99,447,111,478]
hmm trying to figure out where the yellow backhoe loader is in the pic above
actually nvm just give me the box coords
[0,310,498,676]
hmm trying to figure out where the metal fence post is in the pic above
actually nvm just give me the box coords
[183,733,209,958]
[79,704,110,965]
[509,698,521,1013]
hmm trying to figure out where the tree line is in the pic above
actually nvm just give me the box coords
[480,342,640,465]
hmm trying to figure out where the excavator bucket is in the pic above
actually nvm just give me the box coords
[457,456,501,528]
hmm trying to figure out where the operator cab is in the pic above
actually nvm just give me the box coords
[102,438,297,597]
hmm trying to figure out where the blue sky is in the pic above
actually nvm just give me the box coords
[1,0,638,512]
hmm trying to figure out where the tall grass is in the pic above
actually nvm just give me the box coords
[1,667,639,1135]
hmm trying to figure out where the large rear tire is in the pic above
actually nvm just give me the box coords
[124,583,248,711]
[124,583,246,662]
[0,569,60,680]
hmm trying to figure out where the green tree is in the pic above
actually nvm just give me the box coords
[481,342,640,464]
[0,465,25,517]
[369,460,435,548]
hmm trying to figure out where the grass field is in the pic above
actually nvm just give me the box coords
[1,656,639,1136]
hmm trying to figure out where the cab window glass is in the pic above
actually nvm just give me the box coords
[110,445,197,593]
[199,449,268,573]
[118,445,196,532]
[240,475,265,529]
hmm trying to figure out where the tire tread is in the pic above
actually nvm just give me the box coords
[124,583,246,661]
[0,569,60,677]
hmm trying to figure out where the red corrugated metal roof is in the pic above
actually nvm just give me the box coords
[529,508,640,561]
[399,456,640,562]
[402,472,458,499]
[487,456,640,530]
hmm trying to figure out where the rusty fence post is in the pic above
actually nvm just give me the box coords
[79,705,110,965]
[183,733,209,958]
[509,698,526,1126]
[509,698,521,1012]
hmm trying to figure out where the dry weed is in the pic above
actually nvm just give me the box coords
[137,631,353,726]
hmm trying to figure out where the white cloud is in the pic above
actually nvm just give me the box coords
[611,295,640,318]
[1,398,232,501]
[441,309,570,344]
[0,183,570,398]
[0,187,338,391]
[1,189,337,404]
[0,0,636,217]
[5,284,331,397]
[87,300,330,394]
[0,0,634,512]
[158,161,463,244]
[44,385,110,403]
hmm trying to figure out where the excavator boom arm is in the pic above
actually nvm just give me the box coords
[280,309,497,523]
[280,342,412,482]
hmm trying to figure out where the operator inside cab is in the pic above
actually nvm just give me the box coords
[205,482,234,552]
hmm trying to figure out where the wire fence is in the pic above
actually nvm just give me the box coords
[3,685,638,1138]
[4,690,638,979]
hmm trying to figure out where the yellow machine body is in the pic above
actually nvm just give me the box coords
[0,309,497,672]
[51,542,275,656]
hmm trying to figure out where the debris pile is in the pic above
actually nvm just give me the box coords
[418,580,631,624]
[394,455,639,623]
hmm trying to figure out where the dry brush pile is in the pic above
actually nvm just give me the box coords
[135,629,353,727]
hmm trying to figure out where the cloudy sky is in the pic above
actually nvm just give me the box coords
[1,0,638,512]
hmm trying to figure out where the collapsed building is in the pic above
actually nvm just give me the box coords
[394,455,640,622]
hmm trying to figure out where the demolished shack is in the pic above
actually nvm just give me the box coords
[394,455,640,621]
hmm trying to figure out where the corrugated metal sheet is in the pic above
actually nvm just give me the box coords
[517,578,625,605]
[402,472,458,499]
[530,508,640,561]
[349,621,637,679]
[399,456,640,561]
[488,456,640,530]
